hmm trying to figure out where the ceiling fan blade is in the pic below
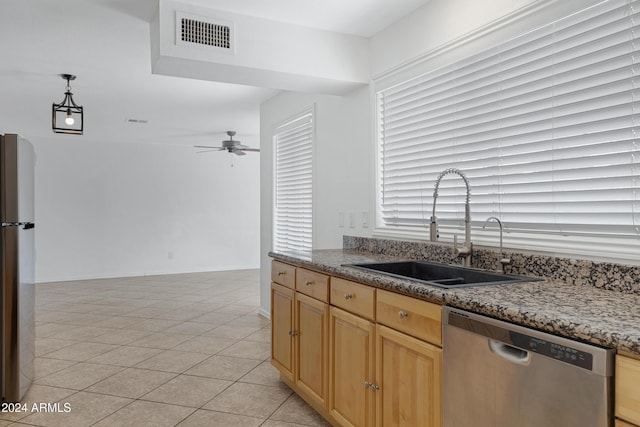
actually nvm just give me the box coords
[233,149,247,156]
[242,148,260,152]
[194,145,224,149]
[195,149,224,153]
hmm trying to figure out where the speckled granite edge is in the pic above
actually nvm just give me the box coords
[269,248,640,355]
[344,236,640,295]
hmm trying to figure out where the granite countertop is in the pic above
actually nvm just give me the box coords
[270,249,640,355]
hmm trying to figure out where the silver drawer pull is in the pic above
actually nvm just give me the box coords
[344,293,353,300]
[364,381,370,388]
[305,280,313,286]
[277,271,286,276]
[288,330,298,336]
[398,311,409,319]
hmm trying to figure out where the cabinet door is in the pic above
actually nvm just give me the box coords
[616,355,640,425]
[271,282,295,381]
[329,307,376,427]
[376,324,442,427]
[295,292,329,409]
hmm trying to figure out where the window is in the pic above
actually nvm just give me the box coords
[376,0,640,262]
[273,109,314,253]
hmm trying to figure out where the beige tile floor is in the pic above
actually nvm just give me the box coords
[2,269,331,427]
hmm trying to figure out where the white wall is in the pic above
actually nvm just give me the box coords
[259,87,372,316]
[33,136,260,283]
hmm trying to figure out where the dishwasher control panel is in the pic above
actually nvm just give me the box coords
[447,309,607,372]
[511,333,593,369]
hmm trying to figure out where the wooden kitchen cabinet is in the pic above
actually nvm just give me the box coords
[616,354,640,426]
[271,263,331,415]
[376,324,442,427]
[375,289,442,426]
[616,420,637,427]
[271,282,295,381]
[295,292,329,409]
[271,260,443,427]
[328,285,442,427]
[329,306,376,427]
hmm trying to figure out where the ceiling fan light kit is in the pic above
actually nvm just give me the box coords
[194,130,260,156]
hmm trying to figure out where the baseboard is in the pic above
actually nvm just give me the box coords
[258,307,271,320]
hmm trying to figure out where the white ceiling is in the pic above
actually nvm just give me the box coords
[0,0,429,147]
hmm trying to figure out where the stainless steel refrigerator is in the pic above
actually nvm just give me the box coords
[0,134,35,402]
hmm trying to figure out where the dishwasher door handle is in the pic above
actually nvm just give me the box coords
[488,339,531,365]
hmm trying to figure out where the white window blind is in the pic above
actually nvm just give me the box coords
[376,0,640,261]
[273,109,313,253]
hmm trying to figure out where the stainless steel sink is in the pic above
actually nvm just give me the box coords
[344,261,541,289]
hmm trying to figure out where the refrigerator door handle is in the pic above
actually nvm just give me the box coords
[1,222,35,229]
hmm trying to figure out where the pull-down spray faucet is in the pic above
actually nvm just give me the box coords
[430,168,473,267]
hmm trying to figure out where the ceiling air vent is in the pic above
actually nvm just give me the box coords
[176,12,234,53]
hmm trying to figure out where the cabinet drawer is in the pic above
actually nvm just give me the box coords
[272,260,296,289]
[616,354,640,425]
[330,277,375,320]
[615,419,637,427]
[296,268,330,302]
[376,289,442,346]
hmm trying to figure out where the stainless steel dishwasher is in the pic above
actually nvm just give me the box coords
[442,307,615,427]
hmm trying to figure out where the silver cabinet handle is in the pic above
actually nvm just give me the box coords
[277,271,286,276]
[305,280,313,286]
[288,330,298,336]
[364,381,379,391]
[398,311,408,319]
[344,293,353,300]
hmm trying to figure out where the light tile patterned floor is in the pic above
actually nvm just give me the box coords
[3,270,331,427]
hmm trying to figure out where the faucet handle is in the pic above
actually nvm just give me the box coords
[453,235,473,267]
[453,235,471,256]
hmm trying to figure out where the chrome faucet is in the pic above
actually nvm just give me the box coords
[482,216,511,273]
[430,168,472,267]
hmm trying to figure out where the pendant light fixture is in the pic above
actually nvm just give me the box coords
[52,74,83,135]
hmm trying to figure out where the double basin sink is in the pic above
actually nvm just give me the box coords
[345,261,541,289]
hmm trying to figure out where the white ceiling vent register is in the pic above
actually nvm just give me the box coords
[175,12,234,53]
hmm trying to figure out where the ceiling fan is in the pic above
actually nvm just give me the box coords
[194,131,260,156]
